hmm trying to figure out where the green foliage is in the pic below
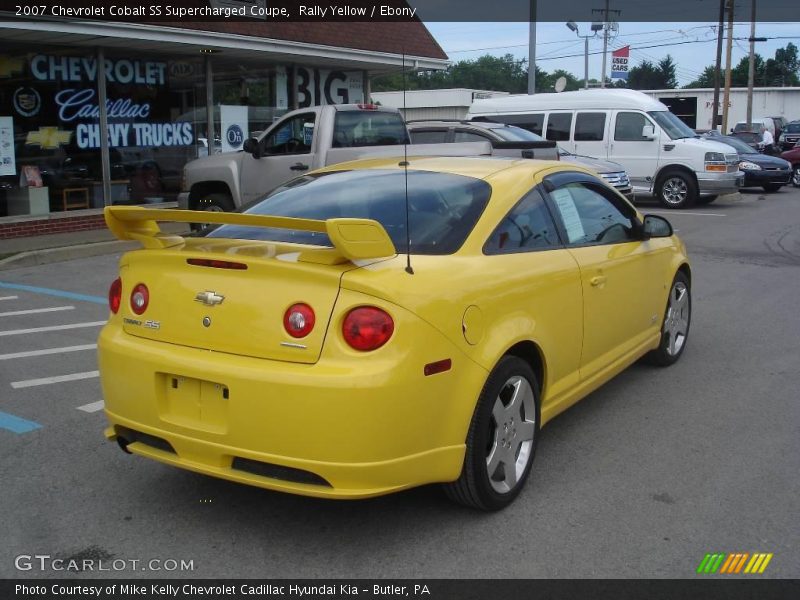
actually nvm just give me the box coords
[622,55,678,90]
[684,43,799,88]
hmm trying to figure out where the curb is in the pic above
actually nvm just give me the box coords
[0,240,139,271]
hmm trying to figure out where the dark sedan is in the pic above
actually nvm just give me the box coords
[715,135,792,192]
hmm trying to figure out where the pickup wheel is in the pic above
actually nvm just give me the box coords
[191,193,234,231]
[656,171,697,209]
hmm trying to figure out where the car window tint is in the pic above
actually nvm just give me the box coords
[209,170,491,255]
[546,113,573,141]
[489,113,545,136]
[574,112,607,141]
[614,112,649,141]
[454,130,489,143]
[549,182,636,245]
[264,113,315,154]
[485,188,560,253]
[410,129,449,144]
[332,111,409,147]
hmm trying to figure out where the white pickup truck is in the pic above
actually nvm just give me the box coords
[178,104,496,212]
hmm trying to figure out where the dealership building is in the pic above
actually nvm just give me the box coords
[0,14,447,238]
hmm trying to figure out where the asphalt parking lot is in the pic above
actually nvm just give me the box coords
[1,188,798,580]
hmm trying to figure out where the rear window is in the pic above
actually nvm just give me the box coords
[209,170,491,255]
[331,111,409,147]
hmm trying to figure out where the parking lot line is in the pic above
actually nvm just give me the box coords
[77,400,105,413]
[0,410,42,434]
[11,370,100,389]
[0,295,19,301]
[0,321,106,337]
[0,344,97,361]
[0,282,106,305]
[0,306,75,318]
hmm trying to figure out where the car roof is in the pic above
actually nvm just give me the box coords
[407,120,506,129]
[314,155,564,181]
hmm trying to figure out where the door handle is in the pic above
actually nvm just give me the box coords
[290,163,309,171]
[590,275,607,287]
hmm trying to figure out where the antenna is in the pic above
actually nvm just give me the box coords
[401,51,414,275]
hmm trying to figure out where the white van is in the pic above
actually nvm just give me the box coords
[468,89,743,208]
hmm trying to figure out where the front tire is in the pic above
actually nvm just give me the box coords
[762,183,782,193]
[657,171,697,209]
[443,356,540,511]
[645,272,691,367]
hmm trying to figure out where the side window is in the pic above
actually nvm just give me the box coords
[546,113,573,141]
[614,112,649,141]
[488,113,544,136]
[410,129,448,144]
[485,188,561,254]
[264,113,315,154]
[454,130,489,143]
[574,112,607,141]
[548,181,637,246]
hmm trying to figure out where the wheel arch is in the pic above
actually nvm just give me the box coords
[677,262,692,286]
[654,163,698,192]
[503,340,547,400]
[188,182,232,210]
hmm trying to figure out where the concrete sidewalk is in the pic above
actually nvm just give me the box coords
[0,223,191,271]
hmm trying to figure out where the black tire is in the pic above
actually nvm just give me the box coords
[792,166,800,188]
[190,192,234,231]
[762,183,782,193]
[644,271,691,367]
[696,195,718,205]
[656,170,698,209]
[443,356,540,511]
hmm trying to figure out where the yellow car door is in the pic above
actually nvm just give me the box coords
[543,173,661,382]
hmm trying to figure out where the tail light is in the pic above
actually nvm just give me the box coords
[342,307,394,351]
[108,277,122,314]
[284,303,315,338]
[130,283,149,315]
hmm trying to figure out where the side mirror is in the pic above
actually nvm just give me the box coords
[242,138,260,157]
[642,214,673,239]
[642,125,656,140]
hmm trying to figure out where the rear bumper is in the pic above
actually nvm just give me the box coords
[696,171,743,194]
[98,315,486,499]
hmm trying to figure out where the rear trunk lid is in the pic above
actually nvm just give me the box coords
[119,242,349,364]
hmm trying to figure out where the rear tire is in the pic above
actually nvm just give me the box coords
[656,171,697,209]
[644,272,691,367]
[696,195,718,205]
[443,356,540,511]
[762,183,782,193]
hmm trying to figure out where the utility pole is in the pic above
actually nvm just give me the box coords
[746,0,759,126]
[712,0,725,130]
[722,0,734,133]
[528,0,537,94]
[593,1,621,88]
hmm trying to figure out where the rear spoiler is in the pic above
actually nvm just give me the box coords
[104,207,397,261]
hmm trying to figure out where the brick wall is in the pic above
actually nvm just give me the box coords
[0,214,107,240]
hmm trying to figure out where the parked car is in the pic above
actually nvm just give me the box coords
[100,156,690,511]
[733,118,776,139]
[468,89,742,208]
[731,130,763,152]
[779,146,800,187]
[711,135,792,192]
[778,121,800,151]
[770,116,788,140]
[407,119,634,201]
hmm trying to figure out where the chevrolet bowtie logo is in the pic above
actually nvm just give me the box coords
[0,56,24,78]
[26,127,72,150]
[195,291,225,306]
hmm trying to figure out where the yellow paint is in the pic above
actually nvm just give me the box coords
[99,157,690,498]
[25,127,72,149]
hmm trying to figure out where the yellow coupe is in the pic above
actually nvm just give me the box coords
[99,157,691,510]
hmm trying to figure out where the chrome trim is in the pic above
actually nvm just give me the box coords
[195,291,225,306]
[280,342,308,349]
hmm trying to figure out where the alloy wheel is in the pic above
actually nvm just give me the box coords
[662,177,689,205]
[664,281,690,357]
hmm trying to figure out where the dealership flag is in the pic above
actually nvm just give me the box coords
[611,46,630,80]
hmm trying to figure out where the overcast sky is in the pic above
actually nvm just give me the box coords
[425,21,799,87]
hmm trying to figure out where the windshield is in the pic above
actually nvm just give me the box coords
[490,126,545,142]
[719,137,755,154]
[648,111,696,140]
[208,170,491,255]
[785,123,800,134]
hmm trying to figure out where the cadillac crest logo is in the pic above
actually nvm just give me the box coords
[13,87,41,118]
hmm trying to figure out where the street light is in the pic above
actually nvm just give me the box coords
[565,22,596,90]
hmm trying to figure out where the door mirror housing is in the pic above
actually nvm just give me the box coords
[642,125,656,140]
[242,138,261,157]
[642,214,673,239]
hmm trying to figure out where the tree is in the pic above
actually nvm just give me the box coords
[658,56,678,89]
[624,55,678,89]
[684,43,799,88]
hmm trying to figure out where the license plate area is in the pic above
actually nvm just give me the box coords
[156,373,229,434]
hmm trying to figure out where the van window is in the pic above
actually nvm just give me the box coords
[574,113,607,141]
[487,114,545,136]
[546,113,573,141]
[614,112,649,141]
